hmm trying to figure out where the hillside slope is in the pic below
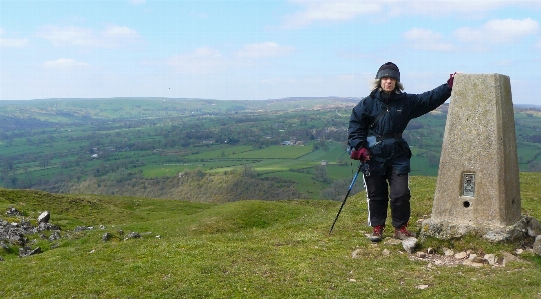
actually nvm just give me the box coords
[1,173,541,298]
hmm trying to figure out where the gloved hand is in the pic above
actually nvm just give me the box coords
[350,148,370,162]
[447,72,456,89]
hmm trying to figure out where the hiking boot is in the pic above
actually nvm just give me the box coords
[368,225,384,242]
[394,225,413,240]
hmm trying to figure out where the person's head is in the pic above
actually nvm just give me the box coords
[371,62,404,93]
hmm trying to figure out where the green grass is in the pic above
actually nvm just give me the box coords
[187,145,254,160]
[410,156,439,176]
[229,145,313,159]
[252,158,316,172]
[1,173,541,298]
[326,163,357,180]
[141,160,251,177]
[261,170,321,197]
[298,143,348,162]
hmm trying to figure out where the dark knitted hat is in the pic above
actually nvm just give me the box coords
[375,62,400,82]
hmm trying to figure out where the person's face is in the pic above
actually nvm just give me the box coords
[380,77,396,93]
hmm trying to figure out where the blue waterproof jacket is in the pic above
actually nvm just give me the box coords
[348,83,452,176]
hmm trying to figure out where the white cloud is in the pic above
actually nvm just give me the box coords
[168,47,227,73]
[0,37,29,48]
[454,18,539,44]
[283,0,541,28]
[103,26,138,39]
[36,25,142,48]
[283,0,382,28]
[0,28,30,48]
[236,42,295,58]
[168,43,294,73]
[37,26,96,46]
[404,28,442,40]
[394,0,533,17]
[42,58,89,70]
[102,26,141,46]
[403,28,454,51]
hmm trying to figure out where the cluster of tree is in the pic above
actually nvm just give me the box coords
[313,165,329,182]
[528,134,541,143]
[0,115,54,132]
[65,167,305,202]
[529,161,541,172]
[320,178,364,201]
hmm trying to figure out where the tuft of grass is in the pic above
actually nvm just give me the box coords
[1,174,541,298]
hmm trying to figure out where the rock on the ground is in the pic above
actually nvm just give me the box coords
[422,215,541,243]
[126,232,141,239]
[528,218,541,237]
[6,208,21,216]
[502,251,520,266]
[351,248,362,258]
[402,237,417,254]
[38,211,50,223]
[454,251,468,260]
[484,254,498,265]
[443,248,454,256]
[102,232,112,242]
[533,235,541,257]
[49,231,61,241]
[471,256,488,264]
[19,246,42,257]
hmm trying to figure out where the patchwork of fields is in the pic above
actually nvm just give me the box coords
[0,98,540,200]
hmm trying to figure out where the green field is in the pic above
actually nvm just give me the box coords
[1,98,540,200]
[229,145,313,159]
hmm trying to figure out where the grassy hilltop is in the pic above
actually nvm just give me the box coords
[1,172,541,298]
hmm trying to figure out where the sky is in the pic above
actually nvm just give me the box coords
[1,0,541,105]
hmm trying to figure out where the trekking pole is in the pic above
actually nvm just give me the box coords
[329,161,363,235]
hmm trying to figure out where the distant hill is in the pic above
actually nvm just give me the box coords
[515,104,541,110]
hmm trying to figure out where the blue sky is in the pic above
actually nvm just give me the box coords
[1,0,541,105]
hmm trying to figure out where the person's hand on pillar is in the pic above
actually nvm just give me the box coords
[447,72,457,89]
[350,147,370,162]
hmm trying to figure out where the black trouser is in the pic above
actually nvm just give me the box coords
[363,167,410,228]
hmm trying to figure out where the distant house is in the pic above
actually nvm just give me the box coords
[321,160,327,165]
[202,140,214,145]
[91,154,98,159]
[281,141,292,145]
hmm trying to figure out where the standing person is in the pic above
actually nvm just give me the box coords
[347,62,455,242]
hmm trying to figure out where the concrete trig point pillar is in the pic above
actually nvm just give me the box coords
[421,73,536,242]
